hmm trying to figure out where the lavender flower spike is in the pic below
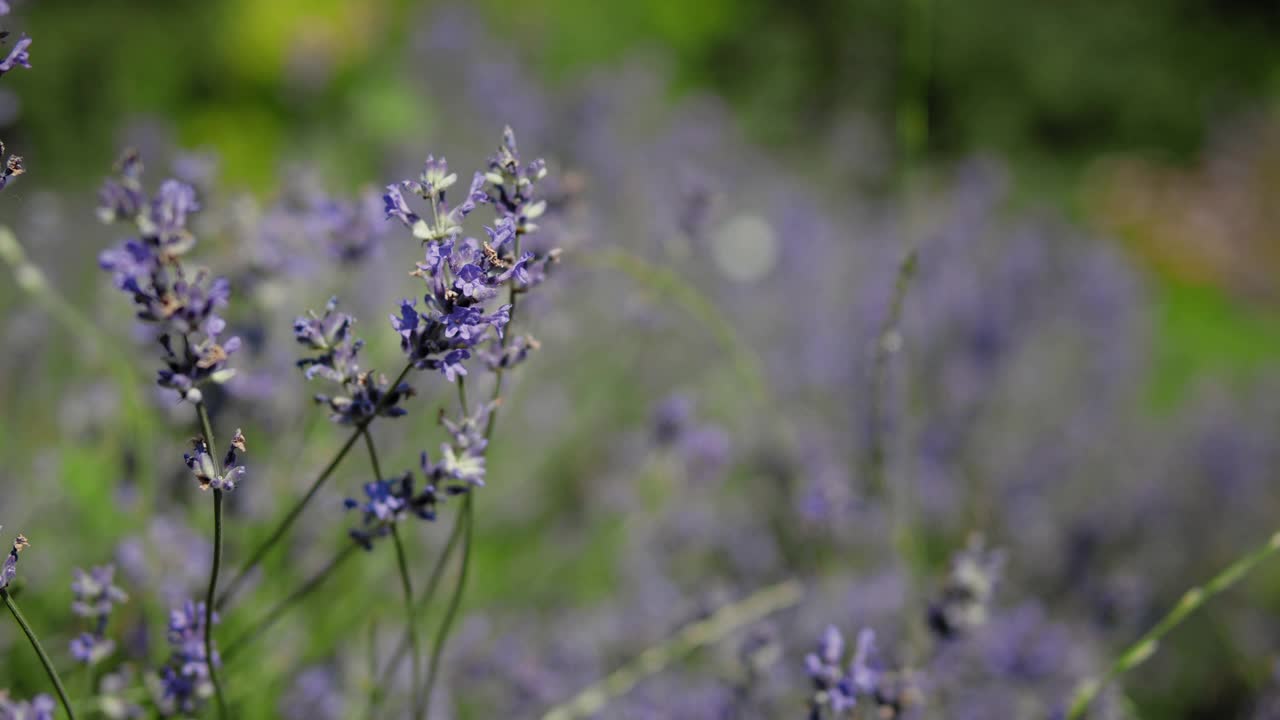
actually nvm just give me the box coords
[0,35,30,77]
[183,429,247,492]
[343,471,439,550]
[0,532,29,590]
[0,141,24,192]
[154,600,221,716]
[69,565,128,665]
[0,693,56,720]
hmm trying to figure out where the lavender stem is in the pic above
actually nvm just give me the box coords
[420,492,473,718]
[2,589,77,720]
[362,427,425,719]
[221,543,360,661]
[196,401,229,719]
[218,362,414,610]
[368,502,467,717]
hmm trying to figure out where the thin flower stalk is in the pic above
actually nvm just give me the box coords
[2,589,78,720]
[195,401,230,719]
[368,503,467,717]
[418,379,476,717]
[221,543,360,661]
[362,427,425,720]
[218,361,413,610]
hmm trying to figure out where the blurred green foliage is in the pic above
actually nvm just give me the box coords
[11,0,1280,188]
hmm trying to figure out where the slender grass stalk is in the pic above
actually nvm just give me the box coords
[2,589,78,720]
[361,428,425,720]
[539,579,804,720]
[867,249,924,667]
[218,362,414,610]
[195,401,229,719]
[1066,530,1280,719]
[865,249,919,499]
[221,543,360,661]
[367,618,380,713]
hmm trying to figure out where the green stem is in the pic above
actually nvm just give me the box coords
[2,589,78,720]
[866,250,924,665]
[1066,530,1280,719]
[221,543,360,661]
[391,526,423,720]
[866,249,918,499]
[369,502,468,716]
[218,362,414,610]
[196,401,229,719]
[362,427,425,720]
[420,492,473,718]
[418,234,522,716]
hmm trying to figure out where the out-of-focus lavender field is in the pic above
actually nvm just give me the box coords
[2,2,1280,719]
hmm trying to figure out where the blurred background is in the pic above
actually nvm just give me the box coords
[1,0,1280,718]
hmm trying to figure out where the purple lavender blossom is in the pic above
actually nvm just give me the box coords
[804,625,918,719]
[279,666,345,720]
[421,403,493,493]
[0,35,29,77]
[154,600,220,716]
[68,565,128,665]
[96,150,240,399]
[805,625,858,715]
[343,472,439,550]
[295,298,414,424]
[0,533,28,590]
[0,694,55,720]
[183,428,246,492]
[383,128,557,382]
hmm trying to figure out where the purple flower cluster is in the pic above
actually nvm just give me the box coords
[0,34,28,77]
[156,600,221,716]
[804,626,915,719]
[343,472,439,550]
[420,403,492,494]
[97,150,240,400]
[0,0,31,81]
[183,429,247,492]
[295,298,414,424]
[69,565,128,665]
[0,694,54,720]
[386,128,557,382]
[234,175,392,275]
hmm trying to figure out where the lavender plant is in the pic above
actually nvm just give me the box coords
[1,534,76,720]
[6,7,1280,717]
[97,150,245,717]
